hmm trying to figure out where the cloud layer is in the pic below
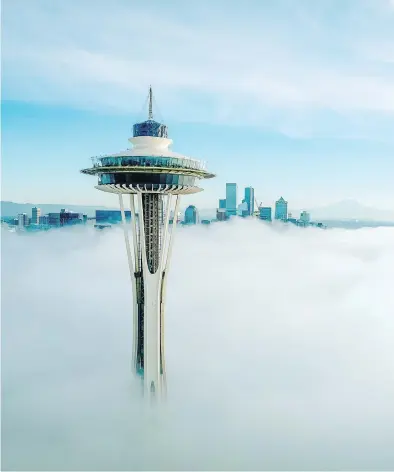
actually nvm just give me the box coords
[2,220,394,470]
[2,0,394,137]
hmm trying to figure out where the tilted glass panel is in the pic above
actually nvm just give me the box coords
[94,155,205,171]
[98,173,196,186]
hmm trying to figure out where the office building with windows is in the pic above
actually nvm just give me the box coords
[31,207,41,224]
[275,197,288,221]
[48,213,61,226]
[244,187,254,216]
[17,213,29,227]
[96,209,131,223]
[184,205,199,225]
[226,183,237,217]
[39,215,50,225]
[81,87,215,400]
[259,206,272,221]
[216,208,227,221]
[60,209,83,226]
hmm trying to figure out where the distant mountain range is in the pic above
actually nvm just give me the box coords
[0,201,116,218]
[1,199,394,222]
[306,199,394,222]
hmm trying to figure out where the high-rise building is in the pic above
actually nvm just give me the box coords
[184,205,199,224]
[244,187,254,216]
[275,197,288,221]
[31,207,41,224]
[259,207,272,221]
[17,213,29,227]
[226,183,237,217]
[81,87,215,399]
[59,210,83,226]
[219,198,226,209]
[300,210,310,223]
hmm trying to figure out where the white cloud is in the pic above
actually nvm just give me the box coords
[2,221,394,470]
[2,0,394,132]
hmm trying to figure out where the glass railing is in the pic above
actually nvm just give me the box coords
[90,155,206,171]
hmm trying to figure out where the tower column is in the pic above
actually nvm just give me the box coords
[136,192,173,397]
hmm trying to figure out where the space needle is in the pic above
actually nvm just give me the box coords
[81,88,215,398]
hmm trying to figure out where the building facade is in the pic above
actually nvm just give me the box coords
[17,213,29,227]
[184,205,199,224]
[300,210,311,223]
[96,209,131,223]
[259,206,272,221]
[275,197,288,221]
[48,213,61,226]
[244,187,254,216]
[31,207,41,224]
[60,209,83,226]
[216,208,227,221]
[39,215,50,225]
[226,183,237,217]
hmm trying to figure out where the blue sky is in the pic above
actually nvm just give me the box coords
[2,0,394,210]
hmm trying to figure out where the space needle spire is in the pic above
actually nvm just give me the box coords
[148,85,153,120]
[81,88,215,400]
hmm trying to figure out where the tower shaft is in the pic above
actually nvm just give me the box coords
[122,193,179,398]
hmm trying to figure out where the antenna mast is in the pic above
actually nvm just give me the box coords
[148,85,153,120]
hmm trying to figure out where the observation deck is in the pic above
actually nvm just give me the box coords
[81,124,215,195]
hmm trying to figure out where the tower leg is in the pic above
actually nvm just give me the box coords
[119,191,181,400]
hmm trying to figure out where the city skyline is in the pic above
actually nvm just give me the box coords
[2,0,394,210]
[3,1,394,469]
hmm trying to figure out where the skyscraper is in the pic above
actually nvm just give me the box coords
[17,213,29,227]
[31,207,41,224]
[244,187,254,216]
[275,197,288,221]
[226,183,237,217]
[81,88,215,399]
[184,205,199,224]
